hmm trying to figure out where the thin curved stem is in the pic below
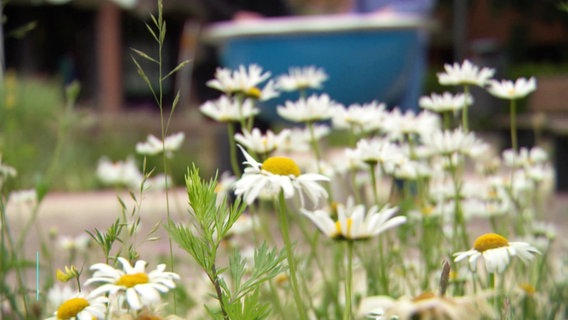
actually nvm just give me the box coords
[462,85,470,132]
[227,122,242,177]
[343,241,354,320]
[510,98,518,152]
[276,192,308,320]
[368,163,380,206]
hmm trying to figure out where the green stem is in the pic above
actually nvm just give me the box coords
[443,111,451,130]
[368,163,380,206]
[343,241,354,320]
[349,169,362,204]
[155,1,177,311]
[210,264,229,320]
[307,121,323,173]
[227,122,242,177]
[0,200,29,317]
[276,192,308,320]
[377,237,389,295]
[448,158,469,250]
[510,98,518,152]
[462,85,470,132]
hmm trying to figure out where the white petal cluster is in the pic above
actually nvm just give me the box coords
[0,156,17,190]
[301,202,405,240]
[8,189,37,207]
[277,94,342,123]
[383,109,440,142]
[135,132,185,157]
[235,128,290,155]
[454,233,540,273]
[200,95,259,122]
[487,77,537,100]
[96,156,143,189]
[46,291,108,320]
[437,59,495,86]
[206,64,278,100]
[57,234,91,252]
[234,146,329,206]
[422,128,488,157]
[276,66,328,91]
[419,92,473,113]
[358,291,495,320]
[332,101,388,133]
[85,257,180,311]
[502,146,548,168]
[351,138,405,167]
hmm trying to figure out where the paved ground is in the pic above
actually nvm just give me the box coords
[9,187,568,252]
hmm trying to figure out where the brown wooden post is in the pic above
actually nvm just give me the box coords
[96,2,123,113]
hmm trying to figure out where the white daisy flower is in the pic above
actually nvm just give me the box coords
[358,291,495,320]
[352,137,405,167]
[422,128,488,158]
[278,125,330,153]
[301,202,405,240]
[135,132,185,157]
[96,156,143,189]
[0,156,17,190]
[437,59,496,86]
[234,146,329,206]
[226,213,260,238]
[0,156,17,178]
[332,101,388,134]
[487,77,537,100]
[144,173,173,191]
[462,197,511,220]
[214,171,237,206]
[530,221,557,242]
[277,93,342,123]
[387,157,431,180]
[200,95,259,123]
[8,189,37,207]
[502,146,548,168]
[234,127,290,156]
[383,109,440,142]
[325,148,367,176]
[85,257,180,310]
[206,64,278,100]
[46,285,75,312]
[276,66,328,91]
[419,92,473,113]
[47,291,108,320]
[454,233,540,273]
[57,234,91,252]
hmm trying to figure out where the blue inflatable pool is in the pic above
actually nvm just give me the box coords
[204,14,429,122]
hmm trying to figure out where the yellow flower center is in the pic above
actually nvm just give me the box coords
[519,283,536,295]
[246,87,262,99]
[412,291,436,302]
[137,315,164,320]
[262,157,301,177]
[335,218,353,238]
[421,205,434,216]
[473,233,509,253]
[116,272,149,288]
[57,297,89,319]
[274,273,289,285]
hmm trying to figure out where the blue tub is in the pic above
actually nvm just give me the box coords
[204,14,429,122]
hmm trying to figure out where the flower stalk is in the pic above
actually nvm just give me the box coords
[343,241,354,320]
[276,191,308,320]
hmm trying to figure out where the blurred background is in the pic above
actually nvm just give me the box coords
[2,0,568,191]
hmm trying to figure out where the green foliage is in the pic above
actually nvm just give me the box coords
[167,165,287,319]
[86,218,124,263]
